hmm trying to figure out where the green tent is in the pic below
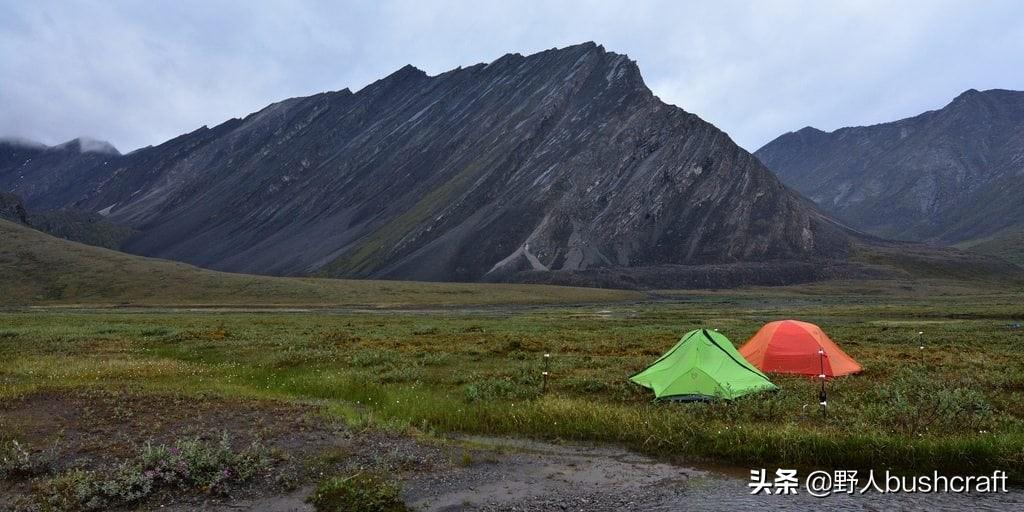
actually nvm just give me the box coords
[630,329,777,401]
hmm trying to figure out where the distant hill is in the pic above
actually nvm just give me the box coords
[0,191,134,249]
[0,219,639,306]
[2,43,858,287]
[0,137,121,210]
[25,209,136,250]
[756,89,1024,246]
[956,228,1024,267]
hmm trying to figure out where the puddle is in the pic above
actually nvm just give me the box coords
[410,436,1024,511]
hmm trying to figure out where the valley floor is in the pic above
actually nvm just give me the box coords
[2,281,1023,510]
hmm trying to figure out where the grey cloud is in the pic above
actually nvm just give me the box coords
[1,0,1022,153]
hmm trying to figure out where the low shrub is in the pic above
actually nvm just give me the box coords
[139,431,269,493]
[349,349,397,368]
[867,372,995,436]
[306,471,408,512]
[415,352,452,366]
[462,377,540,403]
[0,439,56,480]
[27,432,269,512]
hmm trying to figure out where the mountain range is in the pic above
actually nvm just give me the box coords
[2,43,870,288]
[756,88,1024,254]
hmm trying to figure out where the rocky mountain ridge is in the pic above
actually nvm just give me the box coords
[4,43,863,286]
[756,88,1024,245]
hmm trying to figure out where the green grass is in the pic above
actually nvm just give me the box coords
[852,242,1024,282]
[0,219,639,307]
[4,217,1024,480]
[307,472,409,512]
[958,227,1024,267]
[3,290,1023,479]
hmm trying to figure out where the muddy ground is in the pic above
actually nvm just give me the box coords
[0,390,694,511]
[3,391,1022,512]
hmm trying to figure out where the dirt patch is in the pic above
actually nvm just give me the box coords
[0,390,450,510]
[0,389,338,469]
[0,390,699,511]
[6,392,1014,511]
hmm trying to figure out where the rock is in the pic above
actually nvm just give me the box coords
[3,43,856,287]
[0,191,28,225]
[756,88,1024,244]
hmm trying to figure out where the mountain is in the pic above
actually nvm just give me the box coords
[25,208,137,250]
[4,43,859,286]
[0,136,121,210]
[756,89,1024,246]
[0,191,29,225]
[0,218,638,306]
[0,191,28,224]
[0,190,134,249]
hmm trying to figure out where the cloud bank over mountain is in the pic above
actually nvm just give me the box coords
[2,0,1022,152]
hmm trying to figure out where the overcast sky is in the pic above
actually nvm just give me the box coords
[2,0,1022,153]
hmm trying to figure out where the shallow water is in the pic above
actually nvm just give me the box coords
[156,435,1024,511]
[668,473,1024,511]
[436,436,1024,512]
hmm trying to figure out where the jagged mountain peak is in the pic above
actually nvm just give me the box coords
[3,43,858,288]
[953,88,982,100]
[393,63,427,76]
[944,88,1024,116]
[365,43,648,103]
[795,126,825,135]
[780,126,829,141]
[364,63,429,90]
[540,42,645,87]
[52,137,120,156]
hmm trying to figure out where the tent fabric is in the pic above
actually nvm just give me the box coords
[739,320,862,377]
[630,329,778,401]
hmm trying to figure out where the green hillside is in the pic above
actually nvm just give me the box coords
[958,228,1024,267]
[0,220,640,307]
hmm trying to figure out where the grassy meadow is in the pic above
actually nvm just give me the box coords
[3,282,1024,481]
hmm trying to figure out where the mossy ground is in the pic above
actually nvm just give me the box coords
[2,283,1023,481]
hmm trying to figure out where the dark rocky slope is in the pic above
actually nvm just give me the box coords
[756,89,1024,245]
[6,43,861,286]
[0,137,121,210]
[0,191,28,225]
[0,191,134,250]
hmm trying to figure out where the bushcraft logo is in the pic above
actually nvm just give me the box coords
[749,469,1009,497]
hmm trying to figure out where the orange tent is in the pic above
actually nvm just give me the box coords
[739,320,862,377]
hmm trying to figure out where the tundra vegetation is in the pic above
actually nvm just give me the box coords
[2,279,1022,501]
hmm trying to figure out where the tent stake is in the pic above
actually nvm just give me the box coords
[542,353,550,394]
[818,348,827,418]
